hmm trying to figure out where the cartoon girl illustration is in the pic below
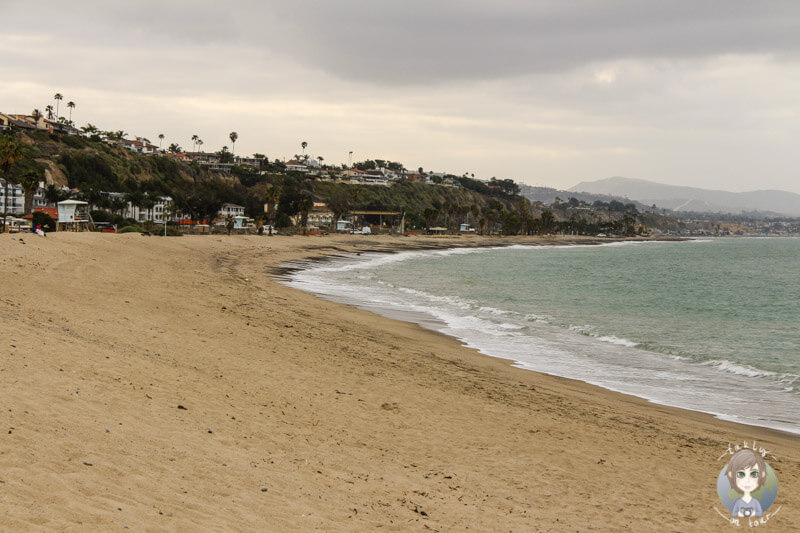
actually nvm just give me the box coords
[725,449,766,518]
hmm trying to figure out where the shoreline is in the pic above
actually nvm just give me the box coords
[1,232,797,530]
[279,237,800,437]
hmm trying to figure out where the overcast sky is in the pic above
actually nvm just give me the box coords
[3,1,800,193]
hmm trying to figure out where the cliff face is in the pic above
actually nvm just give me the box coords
[36,158,68,187]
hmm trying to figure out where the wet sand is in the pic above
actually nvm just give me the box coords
[1,232,797,531]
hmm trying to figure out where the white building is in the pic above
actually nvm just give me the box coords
[122,139,160,155]
[0,180,47,215]
[122,195,173,223]
[219,203,245,218]
[284,161,309,173]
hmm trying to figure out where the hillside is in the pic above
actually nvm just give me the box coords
[569,177,800,216]
[7,129,788,236]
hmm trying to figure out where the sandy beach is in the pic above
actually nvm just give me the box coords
[1,232,797,532]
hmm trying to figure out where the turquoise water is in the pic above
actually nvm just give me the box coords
[284,238,800,434]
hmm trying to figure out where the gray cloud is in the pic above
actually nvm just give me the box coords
[8,1,799,85]
[3,1,800,193]
[249,0,800,84]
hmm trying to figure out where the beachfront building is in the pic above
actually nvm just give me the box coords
[117,194,174,224]
[307,202,334,228]
[0,179,48,216]
[219,203,245,219]
[0,179,24,216]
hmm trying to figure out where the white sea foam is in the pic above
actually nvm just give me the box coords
[596,335,639,347]
[702,359,778,378]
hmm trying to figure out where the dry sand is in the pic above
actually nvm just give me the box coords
[1,232,798,532]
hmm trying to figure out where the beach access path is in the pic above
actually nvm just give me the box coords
[1,232,797,531]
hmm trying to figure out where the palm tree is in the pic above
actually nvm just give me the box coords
[423,207,440,230]
[163,200,179,225]
[197,139,203,152]
[264,184,280,233]
[31,109,42,128]
[348,185,363,206]
[229,131,238,155]
[0,135,24,232]
[140,194,156,223]
[540,210,555,234]
[191,134,199,152]
[44,183,67,205]
[317,156,324,168]
[67,101,75,122]
[297,194,313,235]
[217,146,233,163]
[18,171,41,215]
[158,133,165,149]
[168,143,182,154]
[327,193,351,232]
[110,196,127,216]
[485,209,498,235]
[124,190,145,221]
[470,204,480,226]
[301,141,307,156]
[45,105,54,120]
[54,93,63,118]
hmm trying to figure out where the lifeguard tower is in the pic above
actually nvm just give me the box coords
[57,200,93,231]
[233,215,251,229]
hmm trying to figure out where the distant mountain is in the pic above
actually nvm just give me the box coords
[518,184,650,211]
[568,177,800,217]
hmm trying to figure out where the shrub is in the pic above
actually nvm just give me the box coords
[31,211,56,232]
[90,209,113,223]
[60,135,88,149]
[118,225,144,233]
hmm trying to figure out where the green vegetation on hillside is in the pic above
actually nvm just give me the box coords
[6,128,762,235]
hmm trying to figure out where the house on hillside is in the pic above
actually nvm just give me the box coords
[285,161,309,173]
[164,152,191,162]
[187,152,219,164]
[43,119,79,136]
[236,156,263,170]
[122,139,159,155]
[362,170,389,186]
[0,113,40,131]
[186,152,234,173]
[344,168,365,179]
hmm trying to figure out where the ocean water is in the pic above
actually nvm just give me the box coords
[282,238,800,434]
